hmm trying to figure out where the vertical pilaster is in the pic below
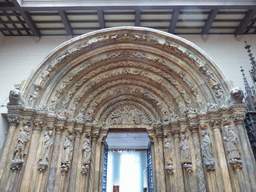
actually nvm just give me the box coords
[155,123,166,192]
[210,119,232,192]
[233,111,256,192]
[88,122,100,192]
[0,104,23,181]
[46,116,65,191]
[172,127,185,192]
[20,113,44,192]
[188,118,206,192]
[69,121,83,192]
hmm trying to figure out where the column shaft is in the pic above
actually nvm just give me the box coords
[213,128,232,192]
[20,128,41,192]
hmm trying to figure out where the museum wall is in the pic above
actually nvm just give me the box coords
[0,33,256,151]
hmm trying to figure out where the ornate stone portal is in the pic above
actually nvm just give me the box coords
[0,27,256,192]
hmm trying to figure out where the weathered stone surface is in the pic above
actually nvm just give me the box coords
[0,27,255,192]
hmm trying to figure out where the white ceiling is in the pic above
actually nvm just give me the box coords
[105,132,150,150]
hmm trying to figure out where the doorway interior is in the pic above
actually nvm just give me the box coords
[105,132,150,192]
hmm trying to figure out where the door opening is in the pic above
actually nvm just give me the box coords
[104,132,152,192]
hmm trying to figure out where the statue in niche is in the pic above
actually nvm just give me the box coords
[81,138,91,175]
[201,130,215,171]
[61,134,73,172]
[164,136,174,174]
[223,125,241,161]
[11,125,30,169]
[180,132,192,163]
[38,131,53,171]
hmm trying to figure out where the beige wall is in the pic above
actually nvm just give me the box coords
[0,33,255,148]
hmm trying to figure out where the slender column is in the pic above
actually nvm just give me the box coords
[96,131,107,192]
[148,133,156,192]
[98,137,106,192]
[163,132,175,192]
[148,130,161,192]
[88,132,99,192]
[0,115,20,180]
[20,118,44,192]
[233,113,256,191]
[154,122,167,192]
[53,124,68,192]
[190,125,207,192]
[69,127,82,192]
[46,119,65,191]
[172,129,185,192]
[199,123,217,192]
[211,120,232,192]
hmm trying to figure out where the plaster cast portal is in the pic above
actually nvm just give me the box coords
[2,27,255,192]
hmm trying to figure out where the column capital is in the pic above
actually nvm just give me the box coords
[209,119,221,130]
[232,114,245,124]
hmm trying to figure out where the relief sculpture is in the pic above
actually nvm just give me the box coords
[201,130,215,171]
[38,131,53,171]
[81,138,91,175]
[164,136,174,174]
[223,125,242,167]
[107,105,150,125]
[61,134,73,172]
[180,132,193,173]
[10,124,31,170]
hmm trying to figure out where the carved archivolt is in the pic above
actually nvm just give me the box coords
[22,27,230,121]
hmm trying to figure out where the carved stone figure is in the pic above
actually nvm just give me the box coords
[38,131,53,171]
[207,103,218,110]
[11,125,30,169]
[61,134,73,172]
[226,87,244,105]
[180,132,192,163]
[223,125,241,161]
[8,89,25,105]
[164,136,173,165]
[201,130,215,171]
[164,136,174,175]
[81,138,91,175]
[107,105,150,125]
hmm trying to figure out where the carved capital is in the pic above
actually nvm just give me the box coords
[91,132,99,140]
[74,129,82,138]
[7,115,20,125]
[209,119,221,129]
[33,120,44,130]
[232,114,245,124]
[172,129,180,138]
